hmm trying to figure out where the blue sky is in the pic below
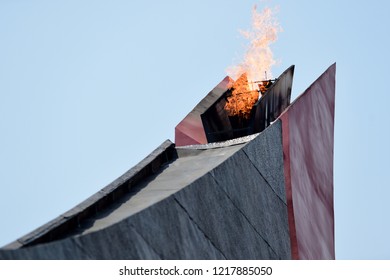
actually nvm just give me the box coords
[0,0,389,259]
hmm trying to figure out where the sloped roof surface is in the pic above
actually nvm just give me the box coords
[0,64,336,260]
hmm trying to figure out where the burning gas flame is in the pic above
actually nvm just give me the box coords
[224,5,281,118]
[224,73,259,119]
[227,5,281,82]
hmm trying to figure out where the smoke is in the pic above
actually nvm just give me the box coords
[227,5,282,83]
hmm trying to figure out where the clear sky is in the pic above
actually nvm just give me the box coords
[0,0,389,259]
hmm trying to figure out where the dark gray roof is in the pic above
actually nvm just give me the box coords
[3,140,177,249]
[0,120,290,259]
[0,63,336,260]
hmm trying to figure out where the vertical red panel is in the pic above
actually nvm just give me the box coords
[281,114,299,259]
[281,63,336,259]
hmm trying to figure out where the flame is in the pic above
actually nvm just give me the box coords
[224,73,259,119]
[224,5,281,119]
[258,80,273,95]
[227,5,282,82]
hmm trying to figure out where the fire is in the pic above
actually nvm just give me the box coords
[227,5,281,82]
[258,80,273,95]
[225,5,281,118]
[224,73,259,119]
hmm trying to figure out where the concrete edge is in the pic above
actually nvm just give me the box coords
[2,140,177,249]
[177,133,260,150]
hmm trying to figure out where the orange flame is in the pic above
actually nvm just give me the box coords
[227,5,282,82]
[224,5,281,119]
[224,73,259,119]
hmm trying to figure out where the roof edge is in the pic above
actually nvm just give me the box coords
[3,140,177,250]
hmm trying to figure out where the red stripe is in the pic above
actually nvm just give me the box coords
[281,113,299,259]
